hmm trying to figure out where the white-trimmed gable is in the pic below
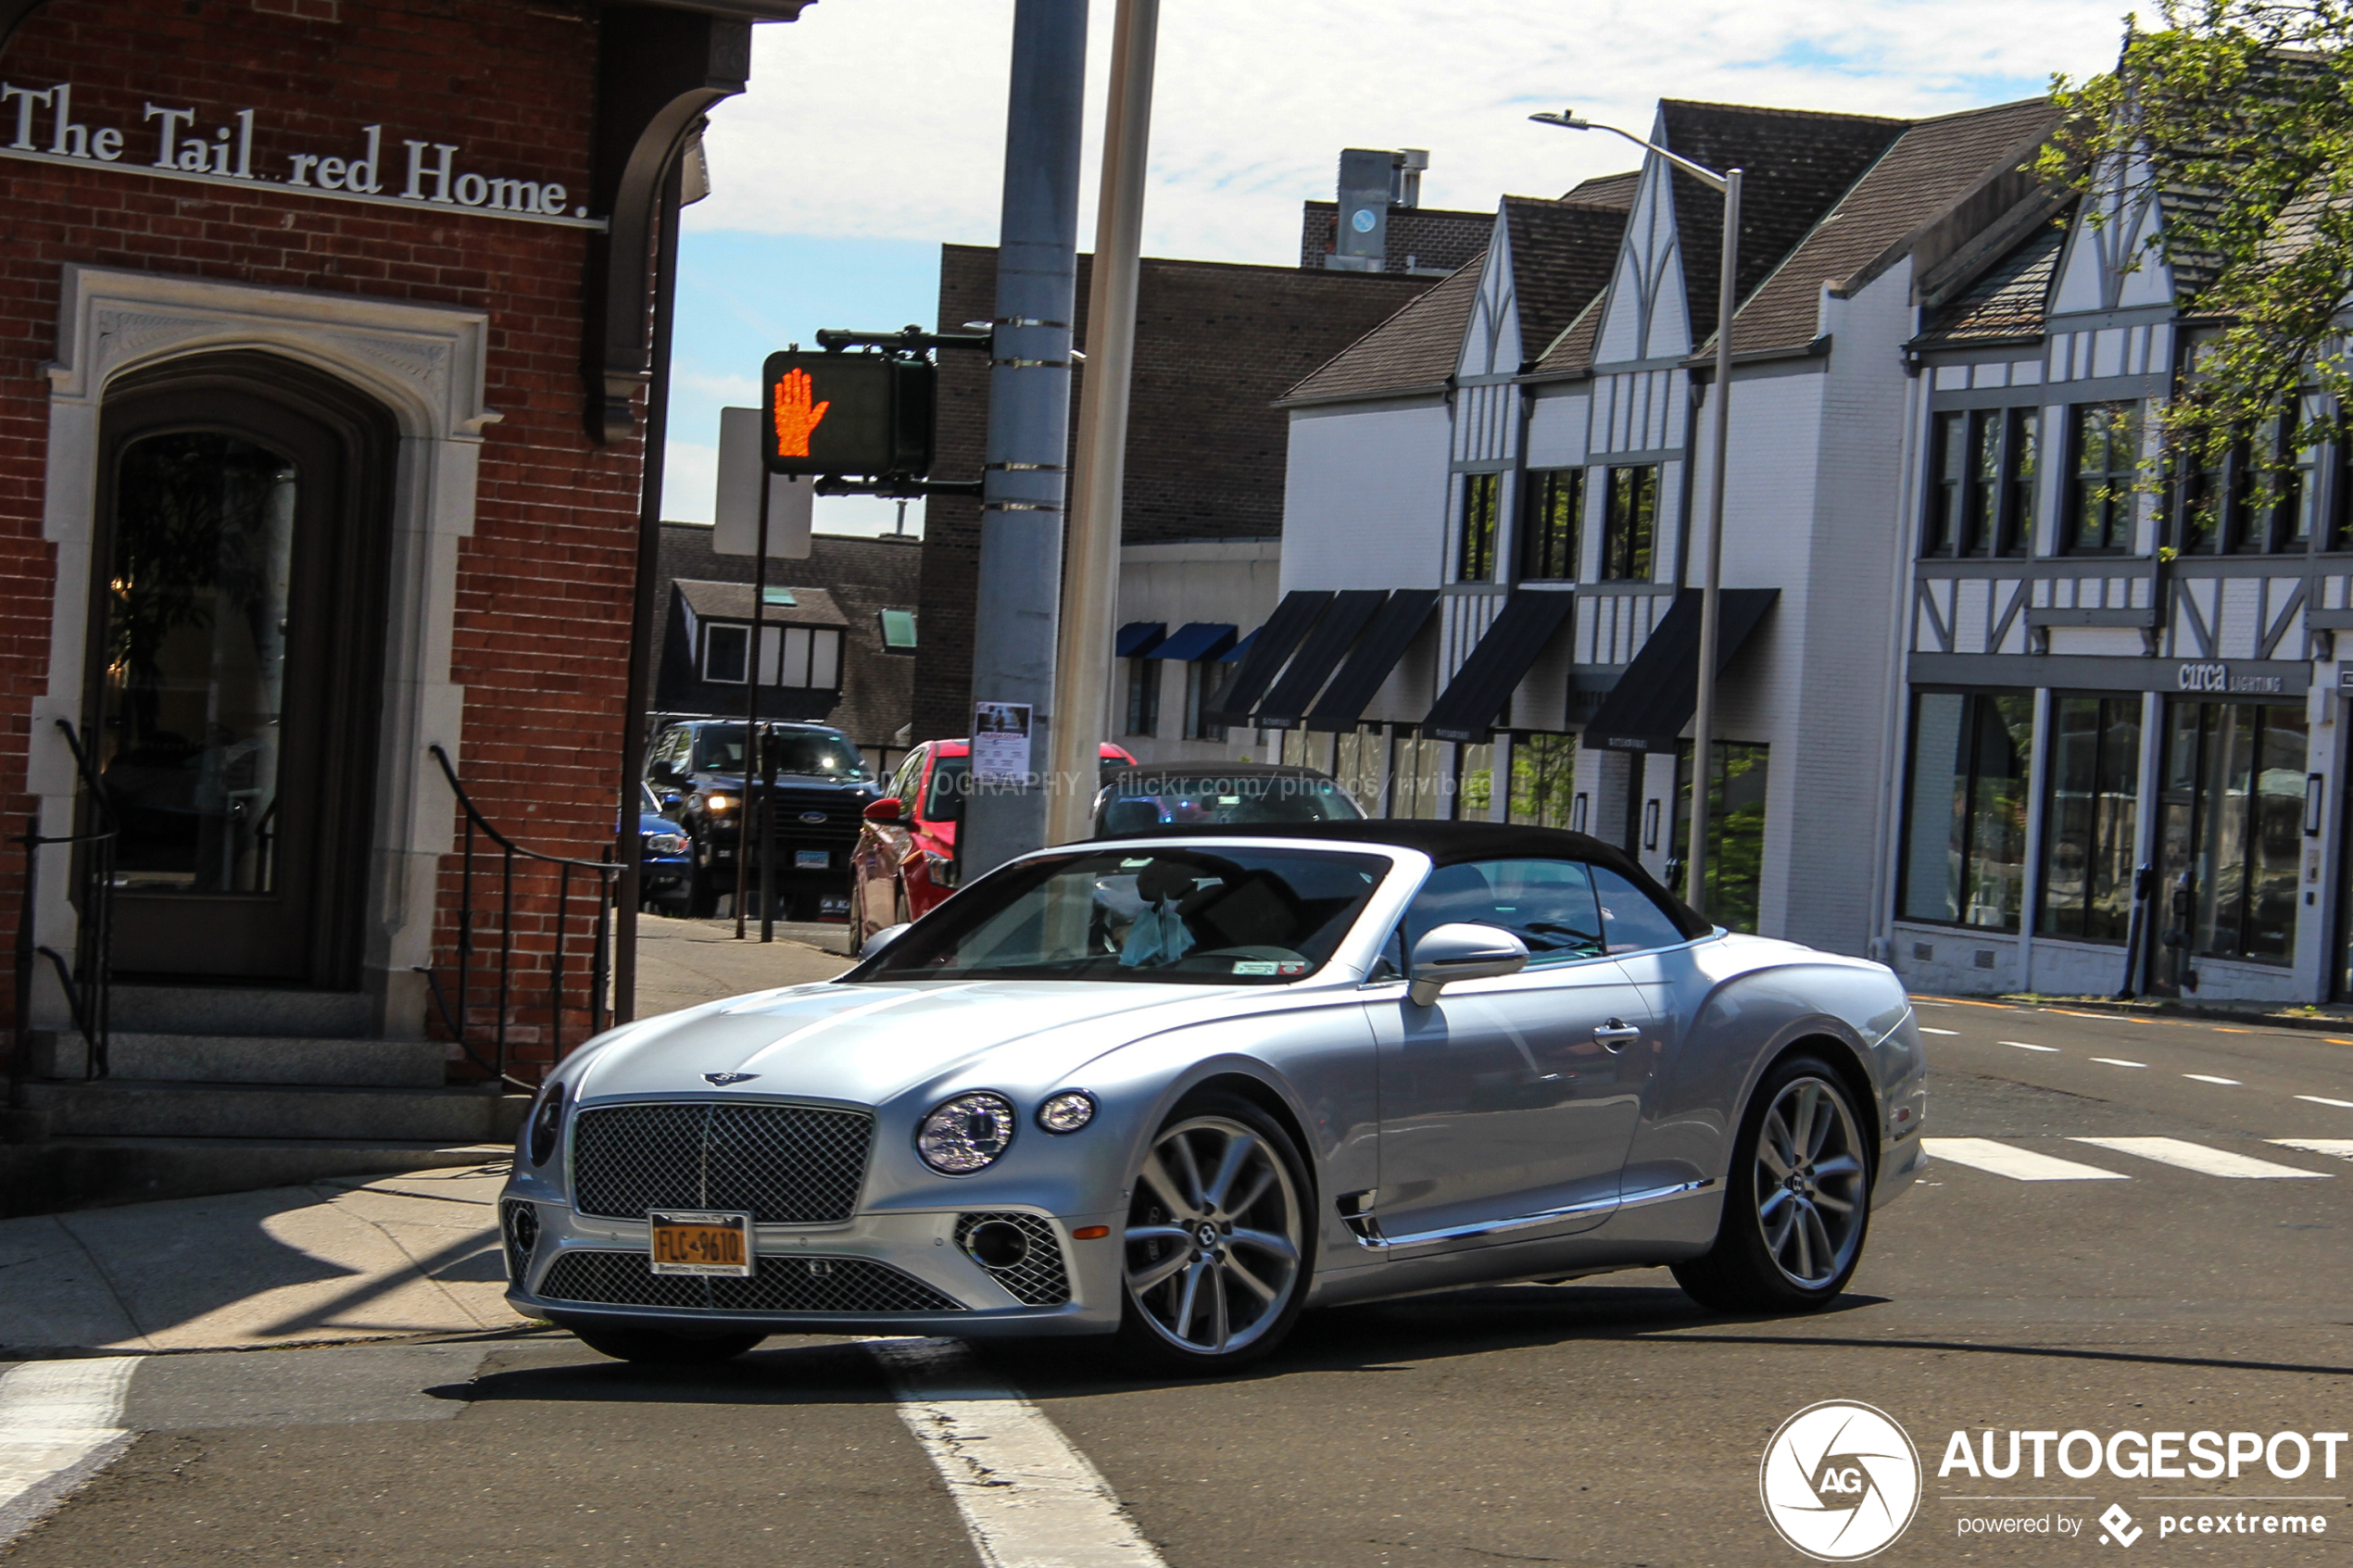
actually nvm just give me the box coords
[2051,149,2175,315]
[1457,207,1522,377]
[1592,127,1691,364]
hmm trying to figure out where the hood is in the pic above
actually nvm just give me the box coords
[570,979,1215,1108]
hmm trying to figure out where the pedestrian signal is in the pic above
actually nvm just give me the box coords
[760,351,936,478]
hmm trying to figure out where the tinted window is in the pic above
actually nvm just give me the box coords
[1404,859,1606,966]
[853,847,1390,985]
[925,754,969,822]
[692,725,870,780]
[1592,865,1692,953]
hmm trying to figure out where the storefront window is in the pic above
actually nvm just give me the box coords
[1390,731,1451,820]
[1332,725,1384,815]
[2156,700,2305,968]
[1458,742,1494,817]
[1507,732,1579,828]
[1899,691,2033,930]
[1672,740,1769,933]
[2041,696,2141,943]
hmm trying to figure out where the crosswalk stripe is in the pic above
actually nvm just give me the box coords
[2070,1136,2331,1179]
[1997,1040,2060,1053]
[2296,1095,2353,1109]
[2271,1138,2353,1162]
[2183,1073,2242,1085]
[1921,1137,2128,1182]
[1919,1027,1958,1035]
[2091,1058,2147,1068]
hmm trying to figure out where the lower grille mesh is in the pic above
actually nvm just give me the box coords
[538,1250,961,1313]
[954,1211,1072,1306]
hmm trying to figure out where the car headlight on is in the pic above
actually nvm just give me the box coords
[916,1091,1015,1174]
[527,1080,567,1166]
[703,794,736,813]
[1037,1090,1096,1134]
[645,831,688,855]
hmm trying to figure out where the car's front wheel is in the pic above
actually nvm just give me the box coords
[1117,1093,1312,1374]
[1672,1055,1872,1314]
[563,1319,766,1364]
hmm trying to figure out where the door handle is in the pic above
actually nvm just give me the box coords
[1593,1019,1642,1051]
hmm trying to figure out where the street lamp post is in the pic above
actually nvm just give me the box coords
[1530,110,1739,917]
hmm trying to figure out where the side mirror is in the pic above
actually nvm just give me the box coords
[657,790,685,812]
[864,922,912,956]
[1408,922,1529,1006]
[863,797,903,823]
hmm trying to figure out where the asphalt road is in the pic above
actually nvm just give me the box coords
[6,999,2349,1567]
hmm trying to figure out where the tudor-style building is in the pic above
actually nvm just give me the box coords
[1257,94,2059,956]
[1883,140,2352,1005]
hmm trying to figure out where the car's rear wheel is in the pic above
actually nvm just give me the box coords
[1116,1094,1312,1374]
[1672,1055,1871,1314]
[563,1320,766,1364]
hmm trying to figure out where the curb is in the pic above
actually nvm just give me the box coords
[1983,994,2353,1036]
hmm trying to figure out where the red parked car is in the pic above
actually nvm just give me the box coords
[849,738,1137,953]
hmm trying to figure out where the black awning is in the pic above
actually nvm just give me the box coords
[1579,588,1780,751]
[1253,590,1388,729]
[1115,621,1165,657]
[1147,621,1235,661]
[1305,589,1440,732]
[1421,592,1578,743]
[1204,590,1330,723]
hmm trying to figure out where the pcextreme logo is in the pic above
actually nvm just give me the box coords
[1760,1400,1924,1561]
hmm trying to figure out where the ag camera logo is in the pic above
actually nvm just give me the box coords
[1760,1400,1922,1561]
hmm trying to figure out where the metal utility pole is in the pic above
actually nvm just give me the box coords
[1529,109,1738,916]
[963,0,1088,877]
[733,474,772,936]
[1047,0,1159,847]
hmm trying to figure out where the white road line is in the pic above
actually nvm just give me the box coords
[1997,1040,2061,1053]
[2091,1058,2148,1069]
[1921,1137,2129,1182]
[2272,1139,2353,1163]
[0,1357,138,1548]
[867,1337,1165,1568]
[1919,1027,1959,1036]
[2070,1136,2332,1180]
[2183,1073,2242,1085]
[2296,1095,2353,1109]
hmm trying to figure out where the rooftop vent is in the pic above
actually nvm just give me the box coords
[1326,147,1429,272]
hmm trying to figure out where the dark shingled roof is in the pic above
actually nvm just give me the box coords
[1501,198,1632,365]
[1280,254,1485,404]
[1915,218,2068,345]
[1562,169,1641,207]
[1723,98,2059,355]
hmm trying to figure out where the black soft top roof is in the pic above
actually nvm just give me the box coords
[1098,819,1712,940]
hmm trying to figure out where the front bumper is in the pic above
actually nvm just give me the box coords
[500,1198,1127,1338]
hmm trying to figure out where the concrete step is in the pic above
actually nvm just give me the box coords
[24,1080,528,1144]
[0,1136,514,1217]
[32,1032,447,1087]
[109,985,374,1039]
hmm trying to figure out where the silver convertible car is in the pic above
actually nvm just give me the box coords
[499,822,1925,1372]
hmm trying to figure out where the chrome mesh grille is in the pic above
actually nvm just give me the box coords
[498,1199,538,1285]
[954,1211,1072,1306]
[538,1250,960,1313]
[571,1101,874,1223]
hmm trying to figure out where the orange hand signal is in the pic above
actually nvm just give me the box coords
[773,367,830,458]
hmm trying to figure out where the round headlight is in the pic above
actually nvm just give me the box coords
[527,1080,566,1166]
[1037,1090,1096,1134]
[916,1091,1016,1174]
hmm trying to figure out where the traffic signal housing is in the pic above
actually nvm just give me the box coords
[761,350,936,478]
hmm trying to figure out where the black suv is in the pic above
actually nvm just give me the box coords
[644,719,880,919]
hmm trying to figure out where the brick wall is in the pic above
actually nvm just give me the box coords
[0,0,632,1051]
[910,245,1430,743]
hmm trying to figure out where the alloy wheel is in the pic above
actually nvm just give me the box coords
[1753,1076,1867,1289]
[1124,1115,1303,1355]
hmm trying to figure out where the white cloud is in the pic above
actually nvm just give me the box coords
[662,438,720,524]
[698,0,2127,267]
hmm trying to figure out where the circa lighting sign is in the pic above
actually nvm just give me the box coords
[0,79,601,230]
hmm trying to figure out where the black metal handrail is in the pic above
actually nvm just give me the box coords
[9,720,117,1110]
[419,744,618,1090]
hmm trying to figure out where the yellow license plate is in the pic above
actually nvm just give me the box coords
[648,1210,753,1276]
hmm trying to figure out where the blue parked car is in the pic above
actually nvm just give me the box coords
[637,782,692,910]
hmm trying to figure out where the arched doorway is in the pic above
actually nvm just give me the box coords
[87,352,396,987]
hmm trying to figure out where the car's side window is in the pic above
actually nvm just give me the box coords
[1591,865,1692,954]
[888,749,925,806]
[1403,859,1605,967]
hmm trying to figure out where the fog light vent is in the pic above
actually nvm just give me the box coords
[953,1211,1071,1306]
[499,1199,539,1284]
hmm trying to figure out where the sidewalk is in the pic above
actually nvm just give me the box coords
[0,924,853,1359]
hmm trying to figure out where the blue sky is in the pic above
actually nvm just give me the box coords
[665,0,2129,534]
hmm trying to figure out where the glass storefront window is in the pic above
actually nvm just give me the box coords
[1672,740,1769,933]
[1899,691,2033,931]
[2041,696,2142,943]
[2156,700,2305,969]
[1332,725,1384,814]
[1507,732,1579,829]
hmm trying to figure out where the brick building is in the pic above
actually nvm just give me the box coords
[0,0,806,1193]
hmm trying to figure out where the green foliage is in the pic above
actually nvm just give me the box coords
[2045,3,2353,516]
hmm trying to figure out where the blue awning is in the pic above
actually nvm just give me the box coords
[1115,621,1166,658]
[1217,628,1257,663]
[1147,621,1236,661]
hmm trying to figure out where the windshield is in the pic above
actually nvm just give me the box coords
[851,847,1390,985]
[1097,772,1363,835]
[692,726,871,781]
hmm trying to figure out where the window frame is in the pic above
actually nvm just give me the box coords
[702,621,749,684]
[2065,401,2141,555]
[1518,468,1582,582]
[1457,471,1501,583]
[1600,463,1658,582]
[1124,656,1161,737]
[1897,688,2035,933]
